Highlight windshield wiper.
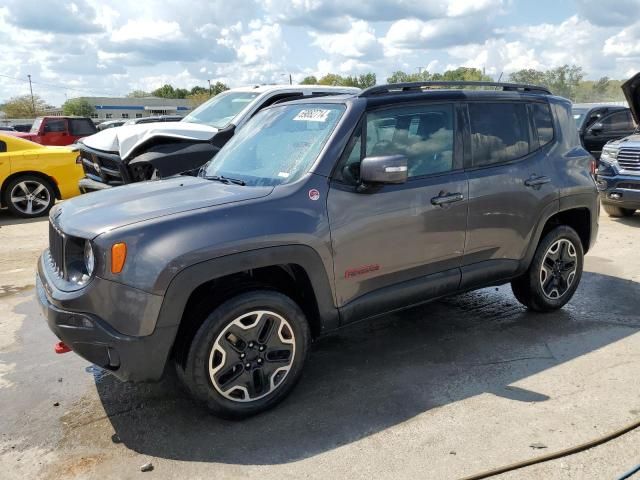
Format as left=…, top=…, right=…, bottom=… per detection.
left=204, top=175, right=246, bottom=186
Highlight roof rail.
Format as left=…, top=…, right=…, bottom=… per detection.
left=359, top=81, right=551, bottom=97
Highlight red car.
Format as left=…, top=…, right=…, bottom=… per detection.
left=7, top=116, right=97, bottom=146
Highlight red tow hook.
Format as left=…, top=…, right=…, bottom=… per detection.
left=54, top=341, right=71, bottom=354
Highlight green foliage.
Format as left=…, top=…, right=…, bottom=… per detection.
left=62, top=98, right=94, bottom=117
left=317, top=72, right=376, bottom=88
left=509, top=65, right=586, bottom=100
left=1, top=94, right=50, bottom=117
left=210, top=81, right=229, bottom=95
left=185, top=82, right=230, bottom=108
left=300, top=76, right=318, bottom=85
left=387, top=67, right=492, bottom=85
left=126, top=90, right=152, bottom=98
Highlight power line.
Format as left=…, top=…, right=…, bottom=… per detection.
left=0, top=73, right=116, bottom=97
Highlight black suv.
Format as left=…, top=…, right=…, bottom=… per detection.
left=37, top=82, right=599, bottom=418
left=573, top=103, right=636, bottom=159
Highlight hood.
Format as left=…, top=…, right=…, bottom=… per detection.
left=622, top=72, right=640, bottom=124
left=79, top=121, right=218, bottom=160
left=52, top=176, right=273, bottom=238
left=4, top=131, right=36, bottom=140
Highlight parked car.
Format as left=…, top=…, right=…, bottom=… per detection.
left=596, top=73, right=640, bottom=217
left=0, top=126, right=16, bottom=131
left=9, top=116, right=97, bottom=146
left=11, top=124, right=32, bottom=132
left=37, top=81, right=598, bottom=418
left=97, top=120, right=126, bottom=131
left=76, top=85, right=360, bottom=192
left=573, top=104, right=636, bottom=159
left=0, top=134, right=83, bottom=217
left=122, top=115, right=183, bottom=126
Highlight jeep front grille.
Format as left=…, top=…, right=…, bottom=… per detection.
left=49, top=220, right=65, bottom=277
left=617, top=148, right=640, bottom=172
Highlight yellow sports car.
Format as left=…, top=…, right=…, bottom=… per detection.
left=0, top=134, right=83, bottom=218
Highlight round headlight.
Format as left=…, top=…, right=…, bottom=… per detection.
left=84, top=240, right=95, bottom=277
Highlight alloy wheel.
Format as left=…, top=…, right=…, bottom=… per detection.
left=9, top=180, right=51, bottom=216
left=539, top=238, right=577, bottom=299
left=209, top=310, right=296, bottom=402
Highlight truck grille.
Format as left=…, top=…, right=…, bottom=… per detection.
left=617, top=148, right=640, bottom=172
left=80, top=150, right=126, bottom=185
left=49, top=221, right=65, bottom=277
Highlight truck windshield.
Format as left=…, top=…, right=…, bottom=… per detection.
left=204, top=103, right=346, bottom=186
left=182, top=91, right=260, bottom=129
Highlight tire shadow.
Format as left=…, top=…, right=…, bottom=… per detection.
left=96, top=271, right=640, bottom=465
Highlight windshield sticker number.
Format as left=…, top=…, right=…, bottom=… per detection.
left=294, top=109, right=331, bottom=122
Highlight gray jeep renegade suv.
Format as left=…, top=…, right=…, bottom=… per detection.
left=37, top=81, right=599, bottom=418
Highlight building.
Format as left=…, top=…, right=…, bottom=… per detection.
left=80, top=96, right=192, bottom=121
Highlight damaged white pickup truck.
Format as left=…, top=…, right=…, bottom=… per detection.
left=77, top=84, right=359, bottom=192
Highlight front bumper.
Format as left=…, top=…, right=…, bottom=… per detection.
left=79, top=177, right=113, bottom=193
left=36, top=255, right=176, bottom=382
left=597, top=173, right=640, bottom=209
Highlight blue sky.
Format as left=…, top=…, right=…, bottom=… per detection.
left=0, top=0, right=638, bottom=105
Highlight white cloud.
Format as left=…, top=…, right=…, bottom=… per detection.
left=311, top=21, right=382, bottom=59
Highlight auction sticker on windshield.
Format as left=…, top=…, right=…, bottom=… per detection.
left=294, top=109, right=331, bottom=122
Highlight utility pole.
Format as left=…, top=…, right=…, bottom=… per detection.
left=289, top=74, right=292, bottom=85
left=207, top=79, right=212, bottom=95
left=27, top=74, right=36, bottom=116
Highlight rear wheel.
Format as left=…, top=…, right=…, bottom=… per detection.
left=511, top=226, right=583, bottom=312
left=3, top=175, right=55, bottom=218
left=177, top=290, right=310, bottom=418
left=602, top=204, right=635, bottom=217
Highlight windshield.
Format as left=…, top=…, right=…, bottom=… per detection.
left=204, top=103, right=346, bottom=186
left=182, top=91, right=260, bottom=128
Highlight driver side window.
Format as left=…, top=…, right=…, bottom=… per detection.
left=335, top=104, right=455, bottom=184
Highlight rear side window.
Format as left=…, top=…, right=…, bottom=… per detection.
left=532, top=103, right=554, bottom=147
left=44, top=119, right=66, bottom=133
left=469, top=103, right=530, bottom=167
left=0, top=140, right=6, bottom=153
left=69, top=118, right=97, bottom=135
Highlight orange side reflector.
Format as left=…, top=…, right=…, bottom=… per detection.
left=111, top=243, right=127, bottom=274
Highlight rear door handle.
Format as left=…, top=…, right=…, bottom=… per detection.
left=524, top=175, right=551, bottom=188
left=431, top=192, right=464, bottom=206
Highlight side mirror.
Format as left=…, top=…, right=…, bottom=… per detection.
left=359, top=155, right=408, bottom=185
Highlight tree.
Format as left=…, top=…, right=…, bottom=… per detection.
left=317, top=72, right=376, bottom=88
left=210, top=81, right=229, bottom=95
left=190, top=86, right=208, bottom=95
left=300, top=76, right=318, bottom=85
left=509, top=65, right=585, bottom=100
left=126, top=90, right=152, bottom=98
left=0, top=94, right=49, bottom=117
left=186, top=92, right=212, bottom=108
left=62, top=98, right=94, bottom=117
left=152, top=84, right=177, bottom=98
left=387, top=67, right=492, bottom=85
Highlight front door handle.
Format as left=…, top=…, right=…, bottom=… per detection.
left=431, top=192, right=464, bottom=206
left=524, top=175, right=551, bottom=188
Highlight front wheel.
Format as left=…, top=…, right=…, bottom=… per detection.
left=3, top=175, right=55, bottom=218
left=511, top=226, right=584, bottom=312
left=178, top=290, right=310, bottom=418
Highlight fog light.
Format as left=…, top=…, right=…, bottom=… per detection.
left=610, top=192, right=622, bottom=200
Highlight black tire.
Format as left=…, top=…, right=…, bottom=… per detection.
left=511, top=226, right=584, bottom=312
left=178, top=290, right=310, bottom=419
left=602, top=203, right=635, bottom=218
left=3, top=175, right=56, bottom=218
